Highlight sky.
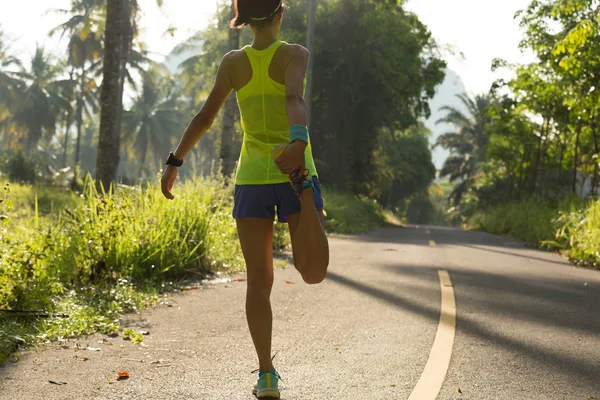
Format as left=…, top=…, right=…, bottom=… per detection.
left=0, top=0, right=535, bottom=94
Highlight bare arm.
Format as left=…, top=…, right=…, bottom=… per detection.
left=172, top=53, right=235, bottom=160
left=161, top=53, right=233, bottom=200
left=274, top=46, right=310, bottom=175
left=285, top=45, right=310, bottom=128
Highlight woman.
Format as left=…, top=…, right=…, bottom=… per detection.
left=160, top=0, right=329, bottom=398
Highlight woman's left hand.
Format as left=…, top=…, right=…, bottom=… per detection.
left=161, top=166, right=179, bottom=200
left=274, top=141, right=306, bottom=175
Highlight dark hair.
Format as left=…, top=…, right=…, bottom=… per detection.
left=230, top=0, right=285, bottom=29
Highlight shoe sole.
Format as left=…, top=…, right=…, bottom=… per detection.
left=253, top=388, right=280, bottom=399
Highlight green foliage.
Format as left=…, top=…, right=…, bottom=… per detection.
left=322, top=187, right=387, bottom=234
left=273, top=221, right=289, bottom=253
left=305, top=0, right=445, bottom=195
left=469, top=198, right=560, bottom=246
left=122, top=328, right=136, bottom=340
left=122, top=327, right=143, bottom=343
left=372, top=124, right=437, bottom=209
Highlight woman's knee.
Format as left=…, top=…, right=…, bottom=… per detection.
left=302, top=267, right=327, bottom=285
left=247, top=270, right=274, bottom=293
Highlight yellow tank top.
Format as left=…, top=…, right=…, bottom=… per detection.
left=235, top=41, right=318, bottom=185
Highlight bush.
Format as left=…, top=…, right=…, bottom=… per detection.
left=0, top=151, right=40, bottom=184
left=322, top=188, right=387, bottom=234
left=548, top=199, right=600, bottom=267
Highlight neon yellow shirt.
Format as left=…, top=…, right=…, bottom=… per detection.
left=235, top=41, right=318, bottom=185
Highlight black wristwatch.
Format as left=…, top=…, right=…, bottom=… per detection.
left=165, top=152, right=184, bottom=167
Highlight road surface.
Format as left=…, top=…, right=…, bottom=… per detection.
left=1, top=226, right=599, bottom=399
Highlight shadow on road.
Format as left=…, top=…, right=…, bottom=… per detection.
left=327, top=266, right=600, bottom=385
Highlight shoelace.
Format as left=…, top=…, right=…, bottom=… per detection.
left=289, top=169, right=310, bottom=198
left=250, top=351, right=284, bottom=381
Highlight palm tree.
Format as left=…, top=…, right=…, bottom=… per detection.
left=435, top=93, right=492, bottom=205
left=96, top=0, right=168, bottom=189
left=11, top=46, right=71, bottom=155
left=0, top=29, right=22, bottom=149
left=50, top=0, right=103, bottom=167
left=122, top=67, right=185, bottom=177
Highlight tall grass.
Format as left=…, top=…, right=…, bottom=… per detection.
left=549, top=199, right=600, bottom=267
left=0, top=176, right=245, bottom=362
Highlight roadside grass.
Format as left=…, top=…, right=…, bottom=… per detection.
left=469, top=197, right=599, bottom=268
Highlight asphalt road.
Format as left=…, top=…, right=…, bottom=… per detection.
left=1, top=226, right=599, bottom=399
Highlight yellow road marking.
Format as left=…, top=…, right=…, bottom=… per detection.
left=408, top=270, right=456, bottom=400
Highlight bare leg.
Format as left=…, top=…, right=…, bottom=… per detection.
left=287, top=188, right=329, bottom=284
left=236, top=218, right=276, bottom=373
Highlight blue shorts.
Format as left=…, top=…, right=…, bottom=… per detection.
left=233, top=177, right=324, bottom=223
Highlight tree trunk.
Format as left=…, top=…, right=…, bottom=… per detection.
left=117, top=1, right=132, bottom=174
left=305, top=0, right=317, bottom=130
left=62, top=113, right=71, bottom=168
left=219, top=3, right=240, bottom=178
left=96, top=0, right=124, bottom=191
left=591, top=116, right=599, bottom=196
left=75, top=70, right=85, bottom=166
left=530, top=119, right=547, bottom=195
left=572, top=123, right=582, bottom=194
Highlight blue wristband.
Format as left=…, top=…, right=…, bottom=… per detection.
left=290, top=125, right=309, bottom=144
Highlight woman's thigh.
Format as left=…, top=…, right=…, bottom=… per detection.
left=236, top=218, right=275, bottom=285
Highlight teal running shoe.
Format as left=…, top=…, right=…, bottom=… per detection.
left=252, top=370, right=280, bottom=399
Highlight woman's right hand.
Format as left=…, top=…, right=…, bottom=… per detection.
left=274, top=141, right=306, bottom=175
left=161, top=166, right=179, bottom=200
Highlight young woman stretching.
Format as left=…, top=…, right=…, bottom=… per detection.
left=160, top=0, right=329, bottom=397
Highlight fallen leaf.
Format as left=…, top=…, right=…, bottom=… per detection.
left=108, top=380, right=114, bottom=384
left=285, top=280, right=295, bottom=284
left=82, top=357, right=89, bottom=361
left=49, top=381, right=67, bottom=385
left=117, top=371, right=130, bottom=381
left=335, top=347, right=340, bottom=351
left=119, top=345, right=124, bottom=348
left=234, top=277, right=246, bottom=282
left=457, top=387, right=462, bottom=394
left=391, top=384, right=396, bottom=388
